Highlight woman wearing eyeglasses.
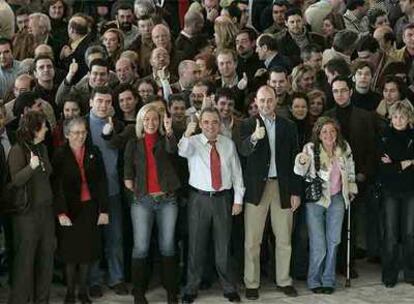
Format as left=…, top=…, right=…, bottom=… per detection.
left=52, top=117, right=109, bottom=303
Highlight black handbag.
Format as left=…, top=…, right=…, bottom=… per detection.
left=304, top=144, right=323, bottom=203
left=305, top=175, right=323, bottom=203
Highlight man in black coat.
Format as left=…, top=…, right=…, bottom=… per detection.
left=240, top=85, right=302, bottom=300
left=325, top=75, right=378, bottom=278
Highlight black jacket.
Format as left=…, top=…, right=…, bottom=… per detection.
left=239, top=115, right=302, bottom=208
left=378, top=127, right=414, bottom=193
left=124, top=134, right=181, bottom=197
left=52, top=143, right=109, bottom=219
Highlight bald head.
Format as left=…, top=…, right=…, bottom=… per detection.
left=256, top=85, right=277, bottom=117
left=373, top=25, right=394, bottom=51
left=34, top=44, right=54, bottom=60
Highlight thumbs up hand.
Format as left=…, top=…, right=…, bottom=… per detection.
left=185, top=116, right=197, bottom=138
left=102, top=116, right=114, bottom=135
left=237, top=73, right=248, bottom=90
left=164, top=113, right=173, bottom=136
left=30, top=151, right=40, bottom=170
left=66, top=58, right=78, bottom=83
left=251, top=119, right=265, bottom=142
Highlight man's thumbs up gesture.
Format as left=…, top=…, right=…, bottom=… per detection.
left=251, top=119, right=265, bottom=142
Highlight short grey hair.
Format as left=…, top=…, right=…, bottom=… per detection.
left=29, top=13, right=52, bottom=33
left=63, top=117, right=87, bottom=137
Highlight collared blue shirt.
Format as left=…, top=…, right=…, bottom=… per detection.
left=261, top=114, right=277, bottom=178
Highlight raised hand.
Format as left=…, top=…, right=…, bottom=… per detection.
left=185, top=116, right=197, bottom=138
left=164, top=113, right=173, bottom=135
left=297, top=152, right=310, bottom=165
left=102, top=116, right=114, bottom=135
left=157, top=66, right=168, bottom=81
left=66, top=59, right=78, bottom=83
left=237, top=73, right=248, bottom=90
left=30, top=151, right=40, bottom=170
left=251, top=119, right=265, bottom=142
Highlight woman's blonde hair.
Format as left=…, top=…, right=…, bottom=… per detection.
left=214, top=16, right=239, bottom=50
left=135, top=104, right=164, bottom=139
left=389, top=99, right=414, bottom=126
left=291, top=64, right=315, bottom=93
left=101, top=28, right=125, bottom=51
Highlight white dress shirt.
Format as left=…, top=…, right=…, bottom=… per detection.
left=178, top=133, right=245, bottom=204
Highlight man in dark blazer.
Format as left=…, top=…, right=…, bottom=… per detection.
left=240, top=85, right=302, bottom=300
left=325, top=75, right=377, bottom=278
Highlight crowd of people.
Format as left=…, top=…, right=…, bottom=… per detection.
left=1, top=0, right=414, bottom=303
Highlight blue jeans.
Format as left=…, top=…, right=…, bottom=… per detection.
left=306, top=193, right=345, bottom=289
left=130, top=194, right=178, bottom=258
left=89, top=194, right=124, bottom=287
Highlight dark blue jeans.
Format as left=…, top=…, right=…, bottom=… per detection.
left=381, top=190, right=414, bottom=284
left=130, top=194, right=178, bottom=258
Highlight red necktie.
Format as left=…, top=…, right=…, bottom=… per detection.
left=209, top=140, right=222, bottom=191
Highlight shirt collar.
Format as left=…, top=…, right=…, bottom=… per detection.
left=200, top=133, right=221, bottom=145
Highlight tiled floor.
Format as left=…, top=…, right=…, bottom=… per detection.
left=0, top=261, right=413, bottom=303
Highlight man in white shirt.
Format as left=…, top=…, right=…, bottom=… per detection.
left=179, top=107, right=245, bottom=303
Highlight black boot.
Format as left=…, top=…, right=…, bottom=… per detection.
left=132, top=258, right=149, bottom=304
left=161, top=256, right=179, bottom=304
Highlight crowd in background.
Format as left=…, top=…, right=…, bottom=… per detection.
left=1, top=0, right=414, bottom=303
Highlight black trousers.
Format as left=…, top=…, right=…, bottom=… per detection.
left=381, top=190, right=414, bottom=284
left=184, top=190, right=236, bottom=295
left=8, top=205, right=55, bottom=304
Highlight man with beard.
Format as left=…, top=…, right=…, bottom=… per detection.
left=264, top=0, right=289, bottom=35
left=185, top=80, right=214, bottom=118
left=112, top=2, right=139, bottom=49
left=236, top=28, right=263, bottom=83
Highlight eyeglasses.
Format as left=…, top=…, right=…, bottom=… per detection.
left=332, top=88, right=350, bottom=95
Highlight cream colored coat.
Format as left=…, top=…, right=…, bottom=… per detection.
left=294, top=142, right=358, bottom=209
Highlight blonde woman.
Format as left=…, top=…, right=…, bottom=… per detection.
left=291, top=64, right=316, bottom=93
left=101, top=28, right=124, bottom=70
left=294, top=116, right=357, bottom=294
left=123, top=104, right=180, bottom=304
left=378, top=100, right=414, bottom=288
left=214, top=15, right=239, bottom=50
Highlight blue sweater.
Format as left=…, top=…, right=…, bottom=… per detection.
left=89, top=112, right=120, bottom=196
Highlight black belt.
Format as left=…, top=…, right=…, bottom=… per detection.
left=268, top=176, right=278, bottom=180
left=190, top=186, right=231, bottom=197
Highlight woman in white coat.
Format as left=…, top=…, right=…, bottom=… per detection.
left=294, top=116, right=358, bottom=294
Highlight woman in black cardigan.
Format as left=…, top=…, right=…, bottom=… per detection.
left=52, top=117, right=109, bottom=303
left=378, top=100, right=414, bottom=288
left=124, top=103, right=181, bottom=304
